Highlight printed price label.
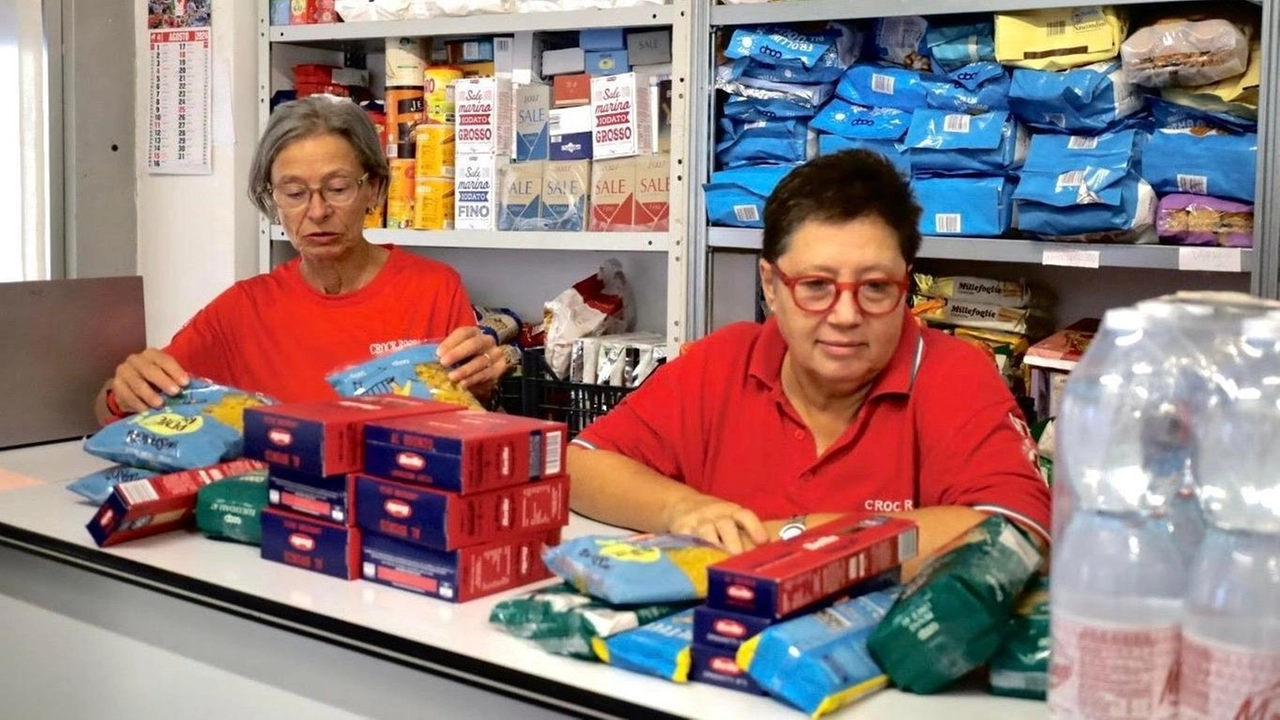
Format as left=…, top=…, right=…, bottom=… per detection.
left=1178, top=247, right=1242, bottom=273
left=1042, top=249, right=1101, bottom=268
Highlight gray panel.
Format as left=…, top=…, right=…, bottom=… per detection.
left=0, top=276, right=145, bottom=447
left=62, top=0, right=136, bottom=279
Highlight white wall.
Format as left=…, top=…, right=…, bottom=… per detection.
left=134, top=0, right=260, bottom=346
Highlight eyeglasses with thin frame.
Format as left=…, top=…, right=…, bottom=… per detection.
left=268, top=173, right=369, bottom=211
left=771, top=264, right=909, bottom=316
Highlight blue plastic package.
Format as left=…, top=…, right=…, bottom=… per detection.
left=816, top=136, right=910, bottom=178
left=1014, top=130, right=1157, bottom=239
left=325, top=342, right=482, bottom=409
left=738, top=589, right=899, bottom=718
left=925, top=62, right=1010, bottom=114
left=1148, top=96, right=1257, bottom=134
left=867, top=16, right=931, bottom=71
left=67, top=465, right=159, bottom=504
left=704, top=164, right=799, bottom=228
left=726, top=26, right=841, bottom=71
left=809, top=100, right=909, bottom=141
left=1142, top=128, right=1257, bottom=203
left=925, top=19, right=995, bottom=72
left=836, top=64, right=936, bottom=111
left=83, top=378, right=272, bottom=473
left=722, top=96, right=818, bottom=122
left=716, top=118, right=812, bottom=169
left=904, top=110, right=1026, bottom=175
left=913, top=176, right=1014, bottom=237
left=592, top=608, right=695, bottom=683
left=269, top=0, right=290, bottom=25
left=542, top=534, right=730, bottom=604
left=1008, top=61, right=1144, bottom=134
left=715, top=65, right=834, bottom=109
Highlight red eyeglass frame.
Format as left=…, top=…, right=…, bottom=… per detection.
left=771, top=264, right=911, bottom=316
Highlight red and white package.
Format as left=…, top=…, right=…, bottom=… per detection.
left=542, top=259, right=636, bottom=379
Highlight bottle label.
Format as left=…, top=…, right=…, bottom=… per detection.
left=1049, top=613, right=1180, bottom=720
left=1179, top=632, right=1280, bottom=720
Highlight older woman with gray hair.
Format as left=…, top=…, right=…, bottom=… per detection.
left=95, top=95, right=507, bottom=423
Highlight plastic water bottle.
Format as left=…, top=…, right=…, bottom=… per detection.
left=1178, top=315, right=1280, bottom=719
left=1051, top=308, right=1188, bottom=720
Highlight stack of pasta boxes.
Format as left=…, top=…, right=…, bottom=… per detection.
left=243, top=396, right=570, bottom=602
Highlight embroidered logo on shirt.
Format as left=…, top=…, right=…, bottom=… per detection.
left=368, top=339, right=425, bottom=356
left=864, top=499, right=914, bottom=513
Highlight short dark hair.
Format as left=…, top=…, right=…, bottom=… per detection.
left=761, top=150, right=922, bottom=265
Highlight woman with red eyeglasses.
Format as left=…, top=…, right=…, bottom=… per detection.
left=567, top=150, right=1050, bottom=562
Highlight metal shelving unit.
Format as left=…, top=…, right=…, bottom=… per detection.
left=709, top=0, right=1257, bottom=27
left=268, top=225, right=669, bottom=252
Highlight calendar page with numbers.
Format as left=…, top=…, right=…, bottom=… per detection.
left=147, top=27, right=213, bottom=175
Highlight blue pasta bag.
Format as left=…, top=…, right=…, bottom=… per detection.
left=591, top=608, right=695, bottom=683
left=925, top=62, right=1011, bottom=114
left=725, top=25, right=842, bottom=71
left=66, top=465, right=159, bottom=504
left=716, top=118, right=812, bottom=169
left=914, top=176, right=1014, bottom=237
left=816, top=136, right=910, bottom=178
left=83, top=378, right=273, bottom=472
left=866, top=16, right=931, bottom=71
left=325, top=342, right=482, bottom=409
left=809, top=100, right=909, bottom=141
left=541, top=533, right=729, bottom=604
left=836, top=64, right=937, bottom=112
left=722, top=96, right=818, bottom=122
left=925, top=18, right=995, bottom=72
left=1148, top=95, right=1257, bottom=135
left=715, top=65, right=835, bottom=109
left=904, top=110, right=1027, bottom=175
left=704, top=164, right=799, bottom=229
left=1008, top=61, right=1144, bottom=134
left=1142, top=128, right=1257, bottom=203
left=738, top=588, right=899, bottom=718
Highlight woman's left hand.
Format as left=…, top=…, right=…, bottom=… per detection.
left=438, top=326, right=508, bottom=396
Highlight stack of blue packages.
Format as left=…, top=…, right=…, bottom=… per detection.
left=1008, top=61, right=1146, bottom=134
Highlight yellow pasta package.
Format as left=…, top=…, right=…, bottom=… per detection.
left=995, top=7, right=1127, bottom=71
left=542, top=534, right=729, bottom=604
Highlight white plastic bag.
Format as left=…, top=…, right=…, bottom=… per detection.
left=335, top=0, right=413, bottom=21
left=543, top=260, right=636, bottom=380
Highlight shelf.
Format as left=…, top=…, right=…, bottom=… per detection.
left=270, top=225, right=668, bottom=252
left=271, top=6, right=675, bottom=46
left=706, top=228, right=1255, bottom=272
left=711, top=0, right=1213, bottom=26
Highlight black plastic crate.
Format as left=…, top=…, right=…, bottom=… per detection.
left=517, top=348, right=635, bottom=437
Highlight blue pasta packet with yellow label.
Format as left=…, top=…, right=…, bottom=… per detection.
left=83, top=378, right=273, bottom=473
left=66, top=465, right=159, bottom=504
left=591, top=608, right=695, bottom=683
left=325, top=342, right=482, bottom=409
left=737, top=588, right=898, bottom=719
left=542, top=534, right=730, bottom=605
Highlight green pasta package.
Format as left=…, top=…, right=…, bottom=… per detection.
left=489, top=583, right=693, bottom=659
left=195, top=466, right=270, bottom=545
left=325, top=342, right=482, bottom=409
left=988, top=574, right=1050, bottom=700
left=541, top=534, right=730, bottom=605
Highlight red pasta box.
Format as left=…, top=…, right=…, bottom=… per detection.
left=266, top=467, right=355, bottom=526
left=354, top=474, right=569, bottom=551
left=706, top=514, right=918, bottom=618
left=87, top=459, right=267, bottom=547
left=243, top=396, right=461, bottom=477
left=260, top=507, right=361, bottom=580
left=363, top=411, right=566, bottom=494
left=361, top=529, right=560, bottom=602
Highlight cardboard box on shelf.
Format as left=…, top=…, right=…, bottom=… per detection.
left=543, top=160, right=591, bottom=232
left=446, top=38, right=495, bottom=65
left=626, top=29, right=672, bottom=66
left=591, top=73, right=653, bottom=160
left=552, top=74, right=592, bottom=108
left=634, top=153, right=670, bottom=231
left=454, top=153, right=502, bottom=231
left=589, top=157, right=637, bottom=231
left=580, top=28, right=625, bottom=51
left=499, top=161, right=545, bottom=231
left=586, top=50, right=630, bottom=77
left=541, top=47, right=586, bottom=77
left=515, top=83, right=551, bottom=162
left=549, top=105, right=593, bottom=161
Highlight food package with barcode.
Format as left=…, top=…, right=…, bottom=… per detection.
left=1012, top=129, right=1156, bottom=242
left=716, top=118, right=814, bottom=169
left=335, top=0, right=412, bottom=20
left=721, top=96, right=819, bottom=123
left=835, top=63, right=933, bottom=112
left=994, top=6, right=1127, bottom=71
left=817, top=135, right=910, bottom=178
left=912, top=176, right=1014, bottom=238
left=703, top=163, right=799, bottom=229
left=924, top=62, right=1011, bottom=115
left=914, top=273, right=1034, bottom=309
left=1008, top=60, right=1143, bottom=134
left=1156, top=194, right=1254, bottom=248
left=866, top=16, right=932, bottom=71
left=911, top=295, right=1044, bottom=335
left=594, top=333, right=667, bottom=387
left=1120, top=18, right=1250, bottom=88
left=1159, top=40, right=1261, bottom=120
left=543, top=259, right=636, bottom=380
left=714, top=65, right=834, bottom=109
left=925, top=18, right=996, bottom=72
left=903, top=110, right=1027, bottom=176
left=724, top=23, right=859, bottom=85
left=1148, top=95, right=1256, bottom=135
left=1141, top=127, right=1257, bottom=203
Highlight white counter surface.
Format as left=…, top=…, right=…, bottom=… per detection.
left=0, top=442, right=1048, bottom=720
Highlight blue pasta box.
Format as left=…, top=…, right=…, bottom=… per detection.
left=690, top=643, right=769, bottom=696
left=580, top=28, right=625, bottom=51
left=353, top=473, right=569, bottom=551
left=585, top=50, right=630, bottom=77
left=913, top=175, right=1014, bottom=237
left=266, top=467, right=355, bottom=525
left=260, top=507, right=361, bottom=580
left=693, top=605, right=776, bottom=650
left=361, top=529, right=560, bottom=602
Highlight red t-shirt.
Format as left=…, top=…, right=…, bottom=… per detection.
left=575, top=315, right=1051, bottom=543
left=165, top=246, right=475, bottom=403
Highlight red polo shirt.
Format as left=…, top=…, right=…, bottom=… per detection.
left=574, top=315, right=1051, bottom=543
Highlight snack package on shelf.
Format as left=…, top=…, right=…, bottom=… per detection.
left=716, top=118, right=814, bottom=169
left=925, top=62, right=1012, bottom=115
left=925, top=18, right=996, bottom=72
left=994, top=6, right=1128, bottom=71
left=1142, top=127, right=1258, bottom=204
left=1008, top=60, right=1143, bottom=134
left=1120, top=18, right=1250, bottom=88
left=904, top=110, right=1027, bottom=176
left=1159, top=40, right=1261, bottom=120
left=1148, top=95, right=1256, bottom=135
left=911, top=295, right=1047, bottom=336
left=722, top=96, right=819, bottom=123
left=593, top=333, right=668, bottom=387
left=835, top=64, right=932, bottom=112
left=1156, top=193, right=1254, bottom=248
left=810, top=100, right=910, bottom=142
left=913, top=176, right=1014, bottom=237
left=715, top=65, right=835, bottom=109
left=724, top=24, right=857, bottom=85
left=703, top=164, right=799, bottom=229
left=867, top=16, right=932, bottom=71
left=817, top=135, right=911, bottom=178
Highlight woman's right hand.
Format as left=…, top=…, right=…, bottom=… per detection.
left=110, top=348, right=191, bottom=414
left=662, top=492, right=769, bottom=554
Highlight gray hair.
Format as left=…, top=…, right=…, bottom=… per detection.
left=248, top=94, right=390, bottom=216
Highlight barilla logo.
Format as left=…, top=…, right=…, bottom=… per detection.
left=803, top=535, right=838, bottom=551
left=710, top=658, right=742, bottom=676
left=288, top=533, right=316, bottom=552
left=385, top=498, right=412, bottom=519
left=100, top=508, right=115, bottom=527
left=500, top=446, right=512, bottom=477
left=727, top=585, right=755, bottom=602
left=520, top=544, right=531, bottom=574
left=714, top=619, right=748, bottom=638
left=499, top=498, right=512, bottom=528
left=397, top=452, right=426, bottom=471
left=268, top=428, right=293, bottom=447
